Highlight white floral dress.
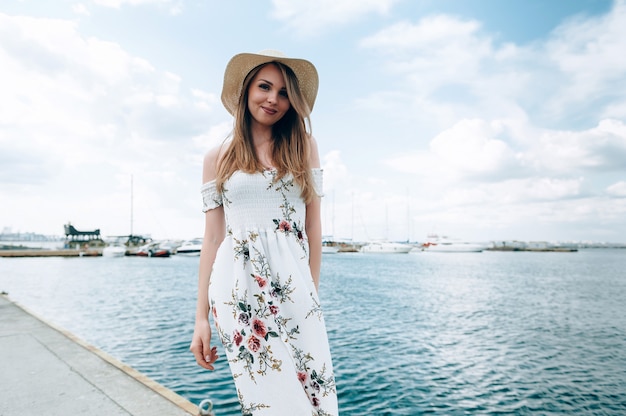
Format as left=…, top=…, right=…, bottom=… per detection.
left=201, top=168, right=338, bottom=416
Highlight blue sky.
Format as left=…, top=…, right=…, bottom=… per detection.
left=1, top=0, right=625, bottom=243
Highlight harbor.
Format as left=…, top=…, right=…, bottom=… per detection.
left=0, top=294, right=200, bottom=416
left=2, top=250, right=626, bottom=414
left=4, top=224, right=622, bottom=258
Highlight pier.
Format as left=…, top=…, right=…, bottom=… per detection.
left=0, top=294, right=198, bottom=416
left=0, top=249, right=103, bottom=257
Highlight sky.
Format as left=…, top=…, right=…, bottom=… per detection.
left=1, top=0, right=626, bottom=244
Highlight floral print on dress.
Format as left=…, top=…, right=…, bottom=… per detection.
left=206, top=169, right=337, bottom=415
left=293, top=346, right=337, bottom=414
left=232, top=235, right=252, bottom=264
left=266, top=170, right=308, bottom=256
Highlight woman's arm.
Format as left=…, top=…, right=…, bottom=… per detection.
left=305, top=136, right=322, bottom=291
left=190, top=147, right=225, bottom=370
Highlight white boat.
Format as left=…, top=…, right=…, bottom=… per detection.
left=361, top=241, right=413, bottom=254
left=176, top=239, right=202, bottom=256
left=322, top=239, right=340, bottom=254
left=422, top=234, right=485, bottom=253
left=102, top=244, right=126, bottom=257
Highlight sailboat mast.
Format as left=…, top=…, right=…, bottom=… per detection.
left=130, top=174, right=134, bottom=237
left=406, top=187, right=410, bottom=243
left=332, top=190, right=336, bottom=238
left=351, top=192, right=354, bottom=242
left=385, top=204, right=389, bottom=240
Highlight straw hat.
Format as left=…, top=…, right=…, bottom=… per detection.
left=221, top=49, right=319, bottom=116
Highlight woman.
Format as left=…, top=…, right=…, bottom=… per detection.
left=190, top=50, right=338, bottom=416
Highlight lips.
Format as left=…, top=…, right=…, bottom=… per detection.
left=261, top=106, right=277, bottom=115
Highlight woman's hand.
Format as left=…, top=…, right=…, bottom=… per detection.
left=190, top=319, right=219, bottom=370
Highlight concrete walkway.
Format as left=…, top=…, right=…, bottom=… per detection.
left=0, top=295, right=199, bottom=416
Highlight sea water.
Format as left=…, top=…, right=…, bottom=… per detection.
left=1, top=250, right=625, bottom=415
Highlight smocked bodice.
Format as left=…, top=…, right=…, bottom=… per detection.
left=201, top=169, right=322, bottom=234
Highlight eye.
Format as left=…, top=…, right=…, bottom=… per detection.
left=258, top=83, right=270, bottom=91
left=279, top=89, right=288, bottom=98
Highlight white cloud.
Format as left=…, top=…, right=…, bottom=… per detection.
left=360, top=16, right=501, bottom=90
left=358, top=2, right=626, bottom=129
left=376, top=114, right=626, bottom=241
left=321, top=150, right=351, bottom=192
left=191, top=121, right=232, bottom=151
left=270, top=0, right=399, bottom=36
left=607, top=181, right=626, bottom=197
left=0, top=13, right=220, bottom=237
left=72, top=3, right=90, bottom=16
left=532, top=119, right=626, bottom=174
left=92, top=0, right=182, bottom=14
left=360, top=15, right=486, bottom=56
left=383, top=117, right=528, bottom=181
left=357, top=14, right=535, bottom=132
left=382, top=116, right=623, bottom=191
left=544, top=0, right=626, bottom=113
left=517, top=177, right=583, bottom=201
left=429, top=118, right=521, bottom=178
left=191, top=88, right=220, bottom=112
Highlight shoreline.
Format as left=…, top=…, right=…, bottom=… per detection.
left=0, top=249, right=102, bottom=257
left=486, top=247, right=579, bottom=252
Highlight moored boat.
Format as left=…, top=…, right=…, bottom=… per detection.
left=135, top=242, right=171, bottom=257
left=322, top=239, right=340, bottom=254
left=422, top=234, right=485, bottom=253
left=102, top=244, right=126, bottom=257
left=176, top=239, right=203, bottom=256
left=361, top=241, right=413, bottom=253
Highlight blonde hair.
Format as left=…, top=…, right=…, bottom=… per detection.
left=216, top=62, right=317, bottom=203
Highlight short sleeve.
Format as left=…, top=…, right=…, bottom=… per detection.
left=312, top=168, right=324, bottom=197
left=200, top=180, right=223, bottom=212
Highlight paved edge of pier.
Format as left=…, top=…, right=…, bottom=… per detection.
left=0, top=294, right=200, bottom=416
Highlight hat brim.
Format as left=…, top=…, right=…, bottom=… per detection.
left=221, top=51, right=319, bottom=116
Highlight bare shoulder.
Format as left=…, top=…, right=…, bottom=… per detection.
left=202, top=143, right=229, bottom=183
left=308, top=135, right=320, bottom=169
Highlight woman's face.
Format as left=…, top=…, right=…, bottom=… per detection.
left=247, top=64, right=291, bottom=128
